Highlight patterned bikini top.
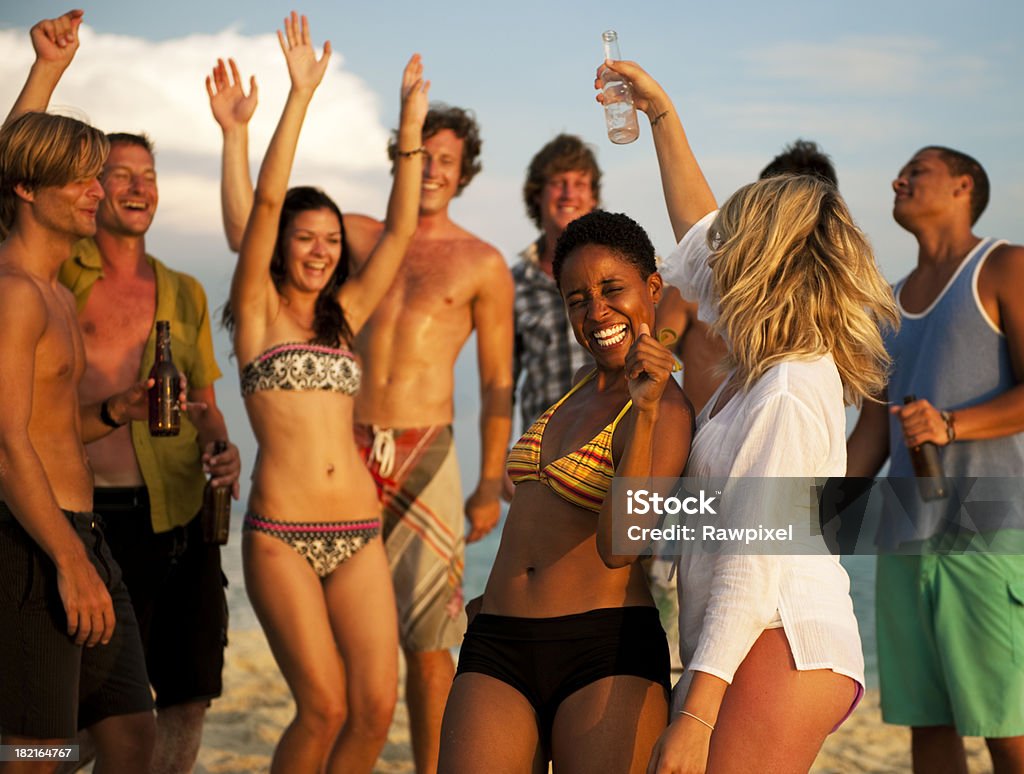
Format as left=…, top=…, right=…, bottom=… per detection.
left=240, top=342, right=361, bottom=397
left=506, top=371, right=632, bottom=513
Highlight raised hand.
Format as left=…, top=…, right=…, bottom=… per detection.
left=594, top=59, right=669, bottom=118
left=625, top=323, right=678, bottom=412
left=207, top=57, right=258, bottom=131
left=277, top=11, right=331, bottom=94
left=399, top=53, right=430, bottom=130
left=29, top=9, right=84, bottom=70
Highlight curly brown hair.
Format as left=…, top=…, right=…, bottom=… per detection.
left=387, top=103, right=482, bottom=195
left=522, top=134, right=602, bottom=230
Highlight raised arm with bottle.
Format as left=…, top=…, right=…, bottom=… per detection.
left=595, top=60, right=717, bottom=241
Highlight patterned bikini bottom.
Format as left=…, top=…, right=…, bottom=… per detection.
left=243, top=512, right=381, bottom=578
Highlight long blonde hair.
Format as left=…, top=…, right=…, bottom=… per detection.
left=709, top=174, right=898, bottom=405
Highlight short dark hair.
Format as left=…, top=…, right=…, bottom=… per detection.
left=105, top=132, right=155, bottom=155
left=522, top=134, right=602, bottom=229
left=759, top=139, right=837, bottom=187
left=388, top=103, right=482, bottom=195
left=552, top=210, right=656, bottom=290
left=222, top=186, right=353, bottom=347
left=918, top=145, right=990, bottom=224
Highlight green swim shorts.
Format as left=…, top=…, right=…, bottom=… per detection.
left=876, top=534, right=1024, bottom=737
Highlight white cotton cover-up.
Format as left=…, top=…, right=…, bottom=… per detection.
left=660, top=211, right=865, bottom=707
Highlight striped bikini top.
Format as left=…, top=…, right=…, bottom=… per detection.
left=240, top=342, right=361, bottom=397
left=506, top=371, right=632, bottom=513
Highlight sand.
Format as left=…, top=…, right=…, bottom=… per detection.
left=191, top=626, right=993, bottom=774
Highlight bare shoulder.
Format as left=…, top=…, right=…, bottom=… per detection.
left=454, top=228, right=509, bottom=282
left=985, top=242, right=1024, bottom=276
left=342, top=213, right=385, bottom=262
left=0, top=269, right=48, bottom=335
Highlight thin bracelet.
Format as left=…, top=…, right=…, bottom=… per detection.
left=650, top=110, right=669, bottom=127
left=396, top=146, right=426, bottom=158
left=100, top=398, right=125, bottom=429
left=678, top=709, right=715, bottom=731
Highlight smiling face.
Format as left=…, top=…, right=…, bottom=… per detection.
left=96, top=141, right=158, bottom=237
left=28, top=174, right=105, bottom=241
left=537, top=169, right=597, bottom=238
left=281, top=207, right=343, bottom=293
left=419, top=129, right=465, bottom=216
left=560, top=243, right=662, bottom=369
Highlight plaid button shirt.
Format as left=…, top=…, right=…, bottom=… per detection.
left=512, top=241, right=592, bottom=430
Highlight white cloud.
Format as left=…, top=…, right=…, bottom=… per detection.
left=0, top=23, right=393, bottom=236
left=744, top=36, right=992, bottom=97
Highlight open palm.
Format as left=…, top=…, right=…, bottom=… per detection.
left=207, top=58, right=258, bottom=130
left=278, top=11, right=331, bottom=93
left=400, top=53, right=430, bottom=129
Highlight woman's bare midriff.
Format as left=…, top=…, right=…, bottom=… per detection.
left=482, top=481, right=654, bottom=618
left=243, top=390, right=380, bottom=521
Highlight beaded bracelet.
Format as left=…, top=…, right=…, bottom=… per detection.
left=396, top=146, right=426, bottom=158
left=940, top=410, right=956, bottom=444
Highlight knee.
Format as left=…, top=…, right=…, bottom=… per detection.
left=295, top=688, right=347, bottom=740
left=347, top=685, right=397, bottom=741
left=94, top=711, right=156, bottom=768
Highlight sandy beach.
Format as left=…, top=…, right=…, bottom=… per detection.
left=189, top=626, right=992, bottom=774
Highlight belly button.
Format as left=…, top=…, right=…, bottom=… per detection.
left=526, top=566, right=535, bottom=575
left=327, top=464, right=335, bottom=475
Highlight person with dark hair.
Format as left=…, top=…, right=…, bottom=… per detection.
left=437, top=209, right=692, bottom=774
left=758, top=138, right=838, bottom=187
left=0, top=11, right=161, bottom=771
left=511, top=134, right=601, bottom=436
left=211, top=14, right=425, bottom=773
left=847, top=146, right=1024, bottom=773
left=7, top=11, right=241, bottom=774
left=215, top=43, right=513, bottom=774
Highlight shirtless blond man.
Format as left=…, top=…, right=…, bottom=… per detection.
left=0, top=83, right=156, bottom=772
left=213, top=63, right=513, bottom=772
left=9, top=13, right=242, bottom=773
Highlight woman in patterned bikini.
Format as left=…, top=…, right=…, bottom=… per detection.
left=437, top=210, right=693, bottom=774
left=216, top=14, right=427, bottom=773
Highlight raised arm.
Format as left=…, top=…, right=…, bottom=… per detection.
left=336, top=54, right=427, bottom=332
left=207, top=57, right=258, bottom=252
left=595, top=60, right=716, bottom=241
left=5, top=9, right=83, bottom=126
left=231, top=13, right=330, bottom=331
left=597, top=323, right=692, bottom=567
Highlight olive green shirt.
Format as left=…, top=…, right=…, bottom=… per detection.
left=60, top=238, right=223, bottom=533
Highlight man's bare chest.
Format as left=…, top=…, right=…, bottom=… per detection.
left=79, top=278, right=155, bottom=355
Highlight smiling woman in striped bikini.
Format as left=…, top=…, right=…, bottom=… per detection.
left=437, top=210, right=693, bottom=774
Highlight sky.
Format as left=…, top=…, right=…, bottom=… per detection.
left=1, top=0, right=1022, bottom=498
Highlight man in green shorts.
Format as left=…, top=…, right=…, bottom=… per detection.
left=847, top=146, right=1024, bottom=772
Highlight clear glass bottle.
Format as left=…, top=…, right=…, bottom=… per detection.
left=148, top=320, right=181, bottom=436
left=202, top=440, right=232, bottom=545
left=600, top=30, right=639, bottom=145
left=903, top=395, right=948, bottom=500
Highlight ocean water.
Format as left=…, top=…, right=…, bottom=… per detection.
left=222, top=508, right=880, bottom=687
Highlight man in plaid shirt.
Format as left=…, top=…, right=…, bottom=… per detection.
left=512, top=135, right=601, bottom=430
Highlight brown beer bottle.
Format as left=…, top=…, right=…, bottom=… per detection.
left=202, top=440, right=232, bottom=545
left=148, top=320, right=180, bottom=436
left=903, top=395, right=948, bottom=501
